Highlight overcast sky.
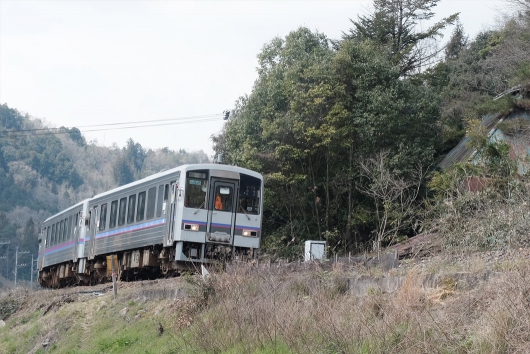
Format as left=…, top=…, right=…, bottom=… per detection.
left=0, top=0, right=508, bottom=158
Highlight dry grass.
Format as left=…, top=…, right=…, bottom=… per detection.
left=3, top=257, right=530, bottom=353
left=172, top=260, right=530, bottom=353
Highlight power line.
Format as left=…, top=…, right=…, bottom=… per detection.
left=0, top=112, right=226, bottom=136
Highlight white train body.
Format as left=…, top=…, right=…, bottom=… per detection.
left=38, top=164, right=263, bottom=287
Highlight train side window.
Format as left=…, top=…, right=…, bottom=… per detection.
left=63, top=218, right=68, bottom=242
left=59, top=220, right=64, bottom=243
left=136, top=191, right=146, bottom=222
left=109, top=200, right=118, bottom=229
left=127, top=194, right=136, bottom=224
left=238, top=174, right=261, bottom=215
left=118, top=197, right=127, bottom=226
left=156, top=185, right=164, bottom=217
left=68, top=215, right=73, bottom=240
left=46, top=227, right=51, bottom=247
left=51, top=223, right=56, bottom=245
left=99, top=204, right=107, bottom=231
left=146, top=187, right=156, bottom=220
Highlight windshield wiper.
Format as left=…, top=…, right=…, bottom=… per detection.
left=239, top=205, right=251, bottom=220
left=193, top=201, right=205, bottom=214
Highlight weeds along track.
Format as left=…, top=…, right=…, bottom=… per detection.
left=3, top=250, right=530, bottom=353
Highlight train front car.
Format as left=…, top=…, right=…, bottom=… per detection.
left=83, top=164, right=262, bottom=284
left=176, top=165, right=263, bottom=265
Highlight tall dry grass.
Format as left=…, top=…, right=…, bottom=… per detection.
left=171, top=261, right=530, bottom=353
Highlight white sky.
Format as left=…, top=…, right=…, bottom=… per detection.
left=0, top=0, right=508, bottom=158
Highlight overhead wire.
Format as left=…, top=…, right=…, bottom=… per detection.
left=0, top=113, right=225, bottom=136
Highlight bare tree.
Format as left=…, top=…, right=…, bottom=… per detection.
left=357, top=151, right=428, bottom=257
left=506, top=0, right=530, bottom=12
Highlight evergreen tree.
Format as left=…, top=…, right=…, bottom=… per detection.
left=113, top=156, right=134, bottom=186
left=344, top=0, right=458, bottom=76
left=445, top=21, right=468, bottom=61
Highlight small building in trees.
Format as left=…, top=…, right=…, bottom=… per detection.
left=439, top=85, right=530, bottom=175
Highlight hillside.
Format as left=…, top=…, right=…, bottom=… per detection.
left=0, top=104, right=209, bottom=283
left=2, top=248, right=530, bottom=353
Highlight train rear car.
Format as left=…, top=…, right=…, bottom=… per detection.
left=38, top=199, right=89, bottom=288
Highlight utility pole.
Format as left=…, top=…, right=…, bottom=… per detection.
left=0, top=241, right=10, bottom=279
left=14, top=246, right=29, bottom=288
left=31, top=254, right=38, bottom=283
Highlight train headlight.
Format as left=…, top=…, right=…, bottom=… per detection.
left=184, top=223, right=199, bottom=231
left=242, top=229, right=257, bottom=237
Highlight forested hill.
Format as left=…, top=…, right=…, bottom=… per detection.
left=0, top=103, right=209, bottom=284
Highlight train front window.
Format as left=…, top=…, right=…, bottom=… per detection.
left=239, top=174, right=261, bottom=215
left=214, top=186, right=233, bottom=211
left=185, top=170, right=208, bottom=209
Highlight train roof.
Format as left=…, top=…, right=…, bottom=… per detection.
left=41, top=164, right=262, bottom=225
left=90, top=163, right=263, bottom=202
left=42, top=199, right=90, bottom=224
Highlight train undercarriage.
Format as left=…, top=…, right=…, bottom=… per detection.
left=38, top=244, right=255, bottom=288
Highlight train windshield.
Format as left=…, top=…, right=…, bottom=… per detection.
left=185, top=170, right=209, bottom=209
left=238, top=174, right=261, bottom=215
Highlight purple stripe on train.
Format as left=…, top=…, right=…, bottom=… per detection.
left=182, top=219, right=207, bottom=226
left=44, top=240, right=75, bottom=255
left=95, top=218, right=166, bottom=240
left=235, top=225, right=261, bottom=231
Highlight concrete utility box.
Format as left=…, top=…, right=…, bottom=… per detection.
left=304, top=240, right=326, bottom=262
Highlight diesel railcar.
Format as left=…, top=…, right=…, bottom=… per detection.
left=38, top=164, right=263, bottom=288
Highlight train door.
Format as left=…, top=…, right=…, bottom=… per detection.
left=164, top=182, right=178, bottom=246
left=88, top=206, right=98, bottom=260
left=207, top=178, right=238, bottom=244
left=72, top=212, right=79, bottom=262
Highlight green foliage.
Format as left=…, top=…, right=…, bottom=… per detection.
left=466, top=119, right=518, bottom=178
left=0, top=105, right=84, bottom=188
left=445, top=21, right=468, bottom=61
left=60, top=126, right=86, bottom=147
left=214, top=26, right=441, bottom=254
left=0, top=212, right=17, bottom=241
left=436, top=28, right=520, bottom=156
left=113, top=156, right=135, bottom=186
left=344, top=0, right=458, bottom=76
left=0, top=167, right=29, bottom=212
left=124, top=138, right=146, bottom=175
left=113, top=139, right=146, bottom=186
